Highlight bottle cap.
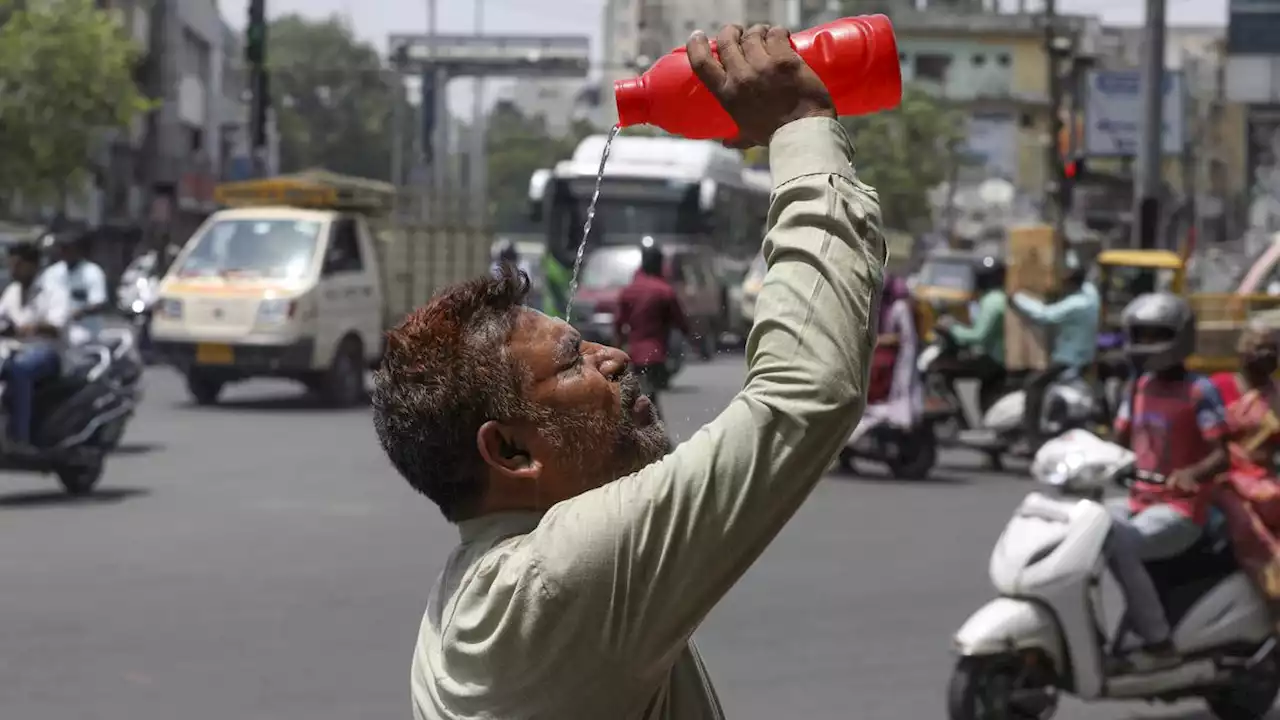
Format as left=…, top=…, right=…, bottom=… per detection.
left=614, top=77, right=649, bottom=128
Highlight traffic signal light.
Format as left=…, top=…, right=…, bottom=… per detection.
left=246, top=0, right=266, bottom=66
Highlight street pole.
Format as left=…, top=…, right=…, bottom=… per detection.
left=1043, top=0, right=1064, bottom=233
left=470, top=0, right=487, bottom=227
left=1132, top=0, right=1167, bottom=249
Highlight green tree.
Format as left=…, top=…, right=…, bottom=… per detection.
left=269, top=14, right=408, bottom=180
left=0, top=0, right=150, bottom=206
left=841, top=84, right=970, bottom=232
left=484, top=101, right=596, bottom=232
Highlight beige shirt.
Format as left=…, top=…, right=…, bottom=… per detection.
left=411, top=117, right=886, bottom=720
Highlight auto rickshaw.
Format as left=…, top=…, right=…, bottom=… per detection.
left=912, top=249, right=982, bottom=341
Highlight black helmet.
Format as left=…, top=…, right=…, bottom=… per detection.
left=974, top=255, right=1006, bottom=292
left=1121, top=292, right=1195, bottom=373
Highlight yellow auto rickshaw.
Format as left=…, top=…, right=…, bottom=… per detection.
left=912, top=249, right=981, bottom=341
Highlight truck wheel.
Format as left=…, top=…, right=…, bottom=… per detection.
left=187, top=371, right=225, bottom=406
left=320, top=338, right=365, bottom=408
left=57, top=460, right=104, bottom=496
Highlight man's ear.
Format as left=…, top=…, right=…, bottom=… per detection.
left=477, top=420, right=541, bottom=480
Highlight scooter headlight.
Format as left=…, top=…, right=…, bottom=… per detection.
left=130, top=300, right=145, bottom=314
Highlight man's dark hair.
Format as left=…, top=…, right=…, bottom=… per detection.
left=8, top=242, right=40, bottom=265
left=372, top=265, right=534, bottom=521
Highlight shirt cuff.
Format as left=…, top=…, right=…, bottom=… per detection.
left=768, top=116, right=854, bottom=188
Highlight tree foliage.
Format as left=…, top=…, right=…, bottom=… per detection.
left=269, top=14, right=409, bottom=180
left=840, top=84, right=970, bottom=231
left=0, top=0, right=151, bottom=205
left=485, top=101, right=596, bottom=232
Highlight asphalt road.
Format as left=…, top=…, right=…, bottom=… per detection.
left=0, top=355, right=1262, bottom=720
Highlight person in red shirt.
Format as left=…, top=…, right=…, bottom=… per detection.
left=614, top=243, right=690, bottom=422
left=1110, top=293, right=1230, bottom=671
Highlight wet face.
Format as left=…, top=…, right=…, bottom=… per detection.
left=480, top=308, right=669, bottom=508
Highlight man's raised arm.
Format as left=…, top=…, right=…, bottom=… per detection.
left=527, top=24, right=885, bottom=670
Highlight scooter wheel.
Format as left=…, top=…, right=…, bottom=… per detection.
left=948, top=655, right=1058, bottom=720
left=57, top=462, right=103, bottom=496
left=1205, top=649, right=1280, bottom=720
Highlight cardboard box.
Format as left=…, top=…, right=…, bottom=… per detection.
left=1004, top=224, right=1059, bottom=371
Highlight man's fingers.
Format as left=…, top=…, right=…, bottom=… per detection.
left=763, top=25, right=794, bottom=60
left=716, top=24, right=748, bottom=81
left=742, top=24, right=771, bottom=74
left=685, top=30, right=726, bottom=91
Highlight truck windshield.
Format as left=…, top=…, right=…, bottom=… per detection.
left=177, top=219, right=321, bottom=279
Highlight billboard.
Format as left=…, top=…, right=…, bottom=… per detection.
left=388, top=34, right=591, bottom=78
left=962, top=112, right=1018, bottom=181
left=1083, top=69, right=1185, bottom=157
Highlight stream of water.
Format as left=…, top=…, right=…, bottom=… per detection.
left=564, top=124, right=621, bottom=318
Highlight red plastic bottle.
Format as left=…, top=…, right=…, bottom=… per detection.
left=614, top=15, right=903, bottom=140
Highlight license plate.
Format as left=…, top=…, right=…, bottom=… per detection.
left=195, top=343, right=234, bottom=365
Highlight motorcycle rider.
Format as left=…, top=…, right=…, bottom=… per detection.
left=0, top=242, right=70, bottom=453
left=1010, top=256, right=1100, bottom=450
left=1109, top=292, right=1230, bottom=671
left=614, top=241, right=689, bottom=423
left=43, top=232, right=108, bottom=345
left=937, top=255, right=1008, bottom=412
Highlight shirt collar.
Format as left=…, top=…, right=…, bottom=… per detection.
left=457, top=511, right=542, bottom=545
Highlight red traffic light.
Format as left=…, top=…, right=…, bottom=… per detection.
left=1064, top=161, right=1078, bottom=179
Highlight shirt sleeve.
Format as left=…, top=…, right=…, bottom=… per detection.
left=950, top=292, right=1000, bottom=345
left=1114, top=378, right=1135, bottom=436
left=1193, top=377, right=1229, bottom=441
left=524, top=118, right=885, bottom=669
left=86, top=264, right=109, bottom=306
left=1012, top=291, right=1082, bottom=326
left=41, top=282, right=70, bottom=329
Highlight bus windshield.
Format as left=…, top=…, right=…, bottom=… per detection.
left=177, top=218, right=321, bottom=280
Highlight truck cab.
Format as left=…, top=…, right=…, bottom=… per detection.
left=150, top=173, right=392, bottom=407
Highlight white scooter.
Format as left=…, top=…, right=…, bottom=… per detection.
left=949, top=432, right=1279, bottom=720
left=919, top=332, right=1099, bottom=469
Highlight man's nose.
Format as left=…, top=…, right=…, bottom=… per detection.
left=585, top=341, right=630, bottom=379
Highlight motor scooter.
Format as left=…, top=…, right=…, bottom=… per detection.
left=948, top=432, right=1279, bottom=720
left=837, top=414, right=937, bottom=480
left=919, top=327, right=1100, bottom=469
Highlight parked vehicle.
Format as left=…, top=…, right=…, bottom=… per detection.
left=950, top=432, right=1279, bottom=720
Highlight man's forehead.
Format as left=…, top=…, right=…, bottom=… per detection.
left=511, top=308, right=577, bottom=355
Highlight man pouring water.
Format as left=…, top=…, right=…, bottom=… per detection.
left=373, top=24, right=885, bottom=719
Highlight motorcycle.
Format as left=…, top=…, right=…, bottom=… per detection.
left=0, top=328, right=138, bottom=494
left=88, top=326, right=143, bottom=451
left=837, top=416, right=937, bottom=480
left=116, top=253, right=160, bottom=361
left=948, top=431, right=1279, bottom=720
left=919, top=328, right=1099, bottom=469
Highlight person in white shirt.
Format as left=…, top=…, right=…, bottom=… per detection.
left=42, top=233, right=108, bottom=344
left=0, top=242, right=69, bottom=450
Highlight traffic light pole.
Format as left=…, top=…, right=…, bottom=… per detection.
left=247, top=0, right=268, bottom=178
left=1132, top=0, right=1167, bottom=249
left=1043, top=0, right=1068, bottom=270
